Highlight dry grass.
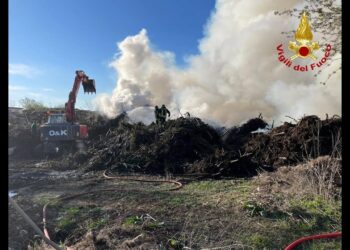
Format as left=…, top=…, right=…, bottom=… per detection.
left=255, top=155, right=341, bottom=201
left=22, top=172, right=341, bottom=249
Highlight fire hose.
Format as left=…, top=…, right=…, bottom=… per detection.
left=42, top=188, right=124, bottom=250
left=9, top=195, right=63, bottom=250
left=284, top=232, right=342, bottom=250
left=102, top=169, right=183, bottom=191
left=11, top=173, right=182, bottom=249
left=42, top=173, right=182, bottom=249
left=11, top=176, right=341, bottom=250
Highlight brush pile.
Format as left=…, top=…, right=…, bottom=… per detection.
left=8, top=107, right=342, bottom=177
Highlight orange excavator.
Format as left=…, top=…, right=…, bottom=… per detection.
left=36, top=70, right=96, bottom=154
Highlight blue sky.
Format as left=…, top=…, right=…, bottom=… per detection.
left=9, top=0, right=215, bottom=108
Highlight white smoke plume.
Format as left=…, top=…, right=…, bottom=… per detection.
left=93, top=0, right=341, bottom=127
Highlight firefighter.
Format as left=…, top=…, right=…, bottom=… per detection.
left=159, top=104, right=170, bottom=124
left=31, top=121, right=37, bottom=138
left=154, top=105, right=160, bottom=125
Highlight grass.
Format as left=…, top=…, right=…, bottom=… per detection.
left=56, top=206, right=83, bottom=231
left=55, top=205, right=109, bottom=234
left=85, top=216, right=108, bottom=230
left=243, top=201, right=267, bottom=217
left=35, top=194, right=60, bottom=206
left=288, top=196, right=341, bottom=233
left=123, top=215, right=143, bottom=226
left=34, top=162, right=340, bottom=249
left=173, top=175, right=340, bottom=249
left=293, top=239, right=342, bottom=250
left=167, top=238, right=184, bottom=249
left=249, top=234, right=270, bottom=249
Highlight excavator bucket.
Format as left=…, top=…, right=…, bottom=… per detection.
left=82, top=79, right=96, bottom=94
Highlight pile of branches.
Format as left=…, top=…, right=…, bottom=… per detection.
left=9, top=106, right=342, bottom=178
left=75, top=115, right=222, bottom=174
left=244, top=115, right=342, bottom=168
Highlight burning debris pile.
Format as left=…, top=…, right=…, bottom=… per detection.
left=74, top=113, right=223, bottom=174
left=244, top=115, right=342, bottom=168
left=9, top=107, right=342, bottom=177
left=72, top=113, right=267, bottom=177
left=223, top=118, right=268, bottom=150
left=71, top=113, right=341, bottom=177
left=188, top=117, right=269, bottom=177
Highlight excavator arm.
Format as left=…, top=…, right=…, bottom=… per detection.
left=65, top=70, right=96, bottom=123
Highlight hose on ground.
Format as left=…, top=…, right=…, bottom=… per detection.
left=12, top=175, right=340, bottom=250
left=9, top=195, right=63, bottom=250
left=284, top=232, right=342, bottom=250
left=42, top=171, right=182, bottom=248
left=43, top=188, right=123, bottom=250
left=102, top=169, right=183, bottom=191
left=14, top=172, right=181, bottom=249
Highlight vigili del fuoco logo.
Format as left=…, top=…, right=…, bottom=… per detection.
left=276, top=11, right=331, bottom=72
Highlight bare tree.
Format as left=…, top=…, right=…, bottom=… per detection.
left=275, top=0, right=341, bottom=84
left=19, top=97, right=47, bottom=110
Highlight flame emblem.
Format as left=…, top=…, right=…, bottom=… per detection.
left=289, top=12, right=319, bottom=60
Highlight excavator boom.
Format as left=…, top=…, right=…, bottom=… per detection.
left=36, top=70, right=96, bottom=155
left=65, top=70, right=96, bottom=122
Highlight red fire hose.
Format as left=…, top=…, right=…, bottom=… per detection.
left=284, top=232, right=341, bottom=250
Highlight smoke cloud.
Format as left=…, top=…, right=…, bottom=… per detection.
left=93, top=0, right=341, bottom=127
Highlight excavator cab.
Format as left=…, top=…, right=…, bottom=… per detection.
left=82, top=78, right=96, bottom=94
left=47, top=113, right=67, bottom=124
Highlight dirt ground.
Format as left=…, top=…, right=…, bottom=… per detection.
left=8, top=108, right=342, bottom=249
left=8, top=157, right=341, bottom=250
left=9, top=158, right=184, bottom=249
